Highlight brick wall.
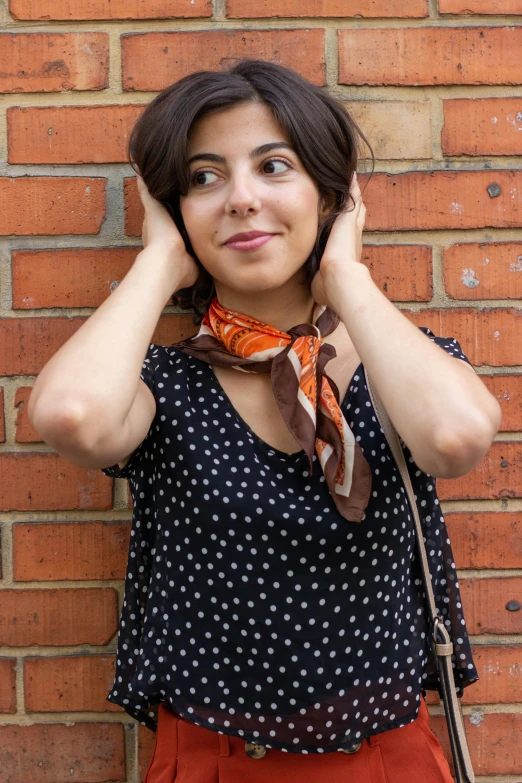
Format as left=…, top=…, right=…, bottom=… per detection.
left=0, top=1, right=521, bottom=781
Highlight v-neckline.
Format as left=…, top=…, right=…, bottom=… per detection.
left=206, top=361, right=364, bottom=460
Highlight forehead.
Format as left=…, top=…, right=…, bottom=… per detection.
left=187, top=101, right=290, bottom=152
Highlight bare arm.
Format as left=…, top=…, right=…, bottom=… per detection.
left=28, top=174, right=199, bottom=463
left=312, top=173, right=501, bottom=479
left=28, top=245, right=184, bottom=453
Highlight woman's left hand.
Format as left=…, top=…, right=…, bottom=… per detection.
left=311, top=172, right=367, bottom=311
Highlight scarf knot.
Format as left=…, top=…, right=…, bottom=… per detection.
left=172, top=297, right=372, bottom=523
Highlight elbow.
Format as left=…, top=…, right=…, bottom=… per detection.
left=29, top=399, right=90, bottom=453
left=429, top=405, right=501, bottom=479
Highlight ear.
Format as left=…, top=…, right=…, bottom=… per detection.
left=318, top=193, right=336, bottom=220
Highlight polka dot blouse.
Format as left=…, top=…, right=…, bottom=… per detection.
left=101, top=326, right=479, bottom=753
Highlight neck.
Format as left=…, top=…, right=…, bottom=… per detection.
left=214, top=276, right=316, bottom=333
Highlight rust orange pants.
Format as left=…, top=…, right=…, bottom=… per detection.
left=144, top=696, right=454, bottom=783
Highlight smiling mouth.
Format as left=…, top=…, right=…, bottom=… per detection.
left=224, top=234, right=276, bottom=251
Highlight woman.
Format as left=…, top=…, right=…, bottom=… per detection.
left=29, top=59, right=501, bottom=781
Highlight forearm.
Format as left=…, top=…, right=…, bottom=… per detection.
left=328, top=263, right=500, bottom=470
left=29, top=244, right=181, bottom=444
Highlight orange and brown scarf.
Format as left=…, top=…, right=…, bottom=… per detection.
left=173, top=297, right=372, bottom=523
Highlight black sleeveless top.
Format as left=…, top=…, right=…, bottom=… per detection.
left=101, top=326, right=478, bottom=753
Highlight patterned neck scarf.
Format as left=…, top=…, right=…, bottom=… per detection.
left=172, top=296, right=372, bottom=523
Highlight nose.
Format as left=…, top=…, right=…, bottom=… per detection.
left=224, top=170, right=261, bottom=216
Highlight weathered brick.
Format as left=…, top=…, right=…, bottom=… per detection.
left=459, top=577, right=522, bottom=635
left=0, top=33, right=108, bottom=93
left=478, top=374, right=522, bottom=433
left=0, top=455, right=113, bottom=512
left=431, top=712, right=522, bottom=776
left=0, top=721, right=125, bottom=783
left=139, top=717, right=159, bottom=780
left=122, top=29, right=325, bottom=91
left=443, top=98, right=522, bottom=156
left=10, top=0, right=212, bottom=19
left=0, top=588, right=118, bottom=646
left=0, top=315, right=196, bottom=376
left=8, top=105, right=144, bottom=164
left=24, top=655, right=121, bottom=712
left=436, top=442, right=522, bottom=502
left=226, top=0, right=428, bottom=17
left=361, top=245, right=432, bottom=300
left=0, top=387, right=5, bottom=442
left=14, top=387, right=40, bottom=442
left=407, top=307, right=522, bottom=367
left=12, top=247, right=139, bottom=308
left=0, top=658, right=17, bottom=713
left=439, top=0, right=522, bottom=13
left=444, top=242, right=522, bottom=300
left=446, top=512, right=522, bottom=569
left=361, top=171, right=522, bottom=231
left=13, top=521, right=130, bottom=581
left=0, top=177, right=105, bottom=235
left=339, top=27, right=522, bottom=86
left=345, top=100, right=432, bottom=160
left=464, top=646, right=522, bottom=704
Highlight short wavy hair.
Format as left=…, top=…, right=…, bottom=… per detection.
left=129, top=58, right=375, bottom=324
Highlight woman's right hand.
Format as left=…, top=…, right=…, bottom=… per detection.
left=136, top=173, right=200, bottom=290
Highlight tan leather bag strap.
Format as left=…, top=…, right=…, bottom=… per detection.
left=365, top=368, right=475, bottom=783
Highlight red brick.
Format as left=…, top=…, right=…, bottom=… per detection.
left=0, top=588, right=118, bottom=646
left=0, top=455, right=113, bottom=512
left=361, top=170, right=522, bottom=231
left=122, top=29, right=325, bottom=91
left=464, top=646, right=522, bottom=704
left=10, top=0, right=212, bottom=19
left=431, top=712, right=522, bottom=776
left=440, top=0, right=522, bottom=13
left=0, top=658, right=17, bottom=713
left=361, top=245, right=432, bottom=300
left=13, top=521, right=130, bottom=581
left=406, top=307, right=522, bottom=367
left=443, top=98, right=522, bottom=157
left=8, top=105, right=145, bottom=164
left=446, top=512, right=522, bottom=570
left=0, top=177, right=105, bottom=235
left=12, top=247, right=138, bottom=308
left=24, top=655, right=121, bottom=712
left=436, top=442, right=522, bottom=502
left=139, top=722, right=158, bottom=782
left=339, top=27, right=522, bottom=86
left=444, top=242, right=522, bottom=299
left=0, top=33, right=108, bottom=93
left=0, top=721, right=125, bottom=783
left=478, top=374, right=522, bottom=433
left=459, top=577, right=522, bottom=635
left=0, top=316, right=196, bottom=376
left=226, top=0, right=428, bottom=17
left=0, top=387, right=5, bottom=442
left=0, top=317, right=85, bottom=376
left=14, top=387, right=40, bottom=442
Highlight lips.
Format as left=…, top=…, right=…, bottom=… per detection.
left=224, top=231, right=275, bottom=245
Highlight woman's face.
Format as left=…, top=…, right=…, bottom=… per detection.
left=179, top=101, right=325, bottom=300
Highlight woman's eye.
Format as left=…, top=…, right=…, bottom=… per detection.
left=263, top=158, right=291, bottom=174
left=191, top=170, right=218, bottom=186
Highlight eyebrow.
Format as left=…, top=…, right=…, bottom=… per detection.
left=187, top=142, right=295, bottom=166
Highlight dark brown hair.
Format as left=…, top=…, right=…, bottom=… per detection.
left=129, top=58, right=375, bottom=324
